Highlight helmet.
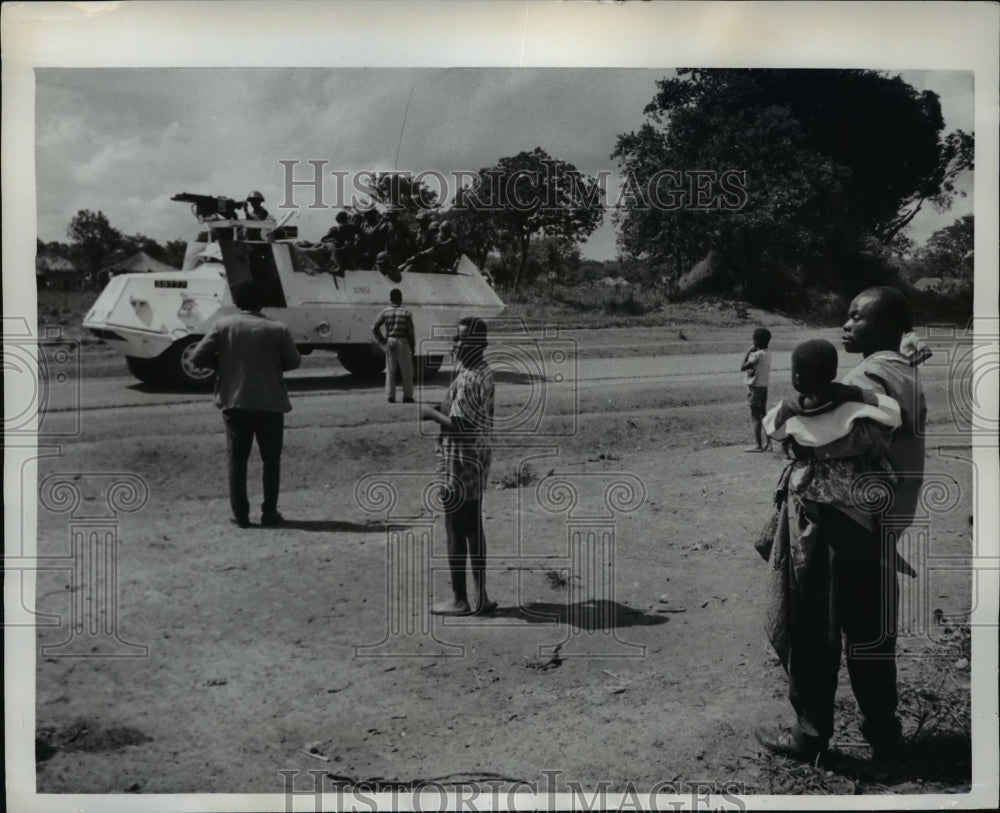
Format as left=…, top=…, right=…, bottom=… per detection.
left=335, top=210, right=350, bottom=224
left=440, top=221, right=454, bottom=234
left=428, top=221, right=441, bottom=232
left=247, top=191, right=265, bottom=202
left=415, top=210, right=432, bottom=222
left=375, top=251, right=391, bottom=264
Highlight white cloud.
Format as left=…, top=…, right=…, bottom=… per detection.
left=34, top=67, right=974, bottom=259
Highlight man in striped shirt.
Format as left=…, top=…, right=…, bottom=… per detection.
left=372, top=288, right=416, bottom=403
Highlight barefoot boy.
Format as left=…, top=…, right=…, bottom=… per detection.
left=421, top=317, right=497, bottom=616
left=741, top=327, right=773, bottom=451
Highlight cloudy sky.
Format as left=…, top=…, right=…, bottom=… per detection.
left=34, top=66, right=974, bottom=261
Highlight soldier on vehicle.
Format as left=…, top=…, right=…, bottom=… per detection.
left=243, top=191, right=270, bottom=221
left=404, top=221, right=442, bottom=273
left=434, top=221, right=461, bottom=272
left=373, top=250, right=402, bottom=283
left=240, top=191, right=270, bottom=240
left=357, top=209, right=381, bottom=268
left=372, top=205, right=415, bottom=267
left=320, top=210, right=357, bottom=271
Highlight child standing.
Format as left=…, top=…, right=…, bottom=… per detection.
left=741, top=327, right=773, bottom=452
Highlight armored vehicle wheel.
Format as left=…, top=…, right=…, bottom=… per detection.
left=125, top=355, right=170, bottom=386
left=337, top=345, right=386, bottom=378
left=417, top=355, right=444, bottom=380
left=168, top=336, right=216, bottom=388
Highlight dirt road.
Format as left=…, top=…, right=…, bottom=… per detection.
left=28, top=324, right=975, bottom=800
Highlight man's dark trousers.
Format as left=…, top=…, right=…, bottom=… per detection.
left=223, top=409, right=284, bottom=520
left=444, top=498, right=485, bottom=605
left=787, top=504, right=901, bottom=747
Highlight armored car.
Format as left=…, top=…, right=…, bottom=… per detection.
left=83, top=193, right=505, bottom=387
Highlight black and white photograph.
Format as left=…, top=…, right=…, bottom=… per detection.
left=4, top=2, right=998, bottom=811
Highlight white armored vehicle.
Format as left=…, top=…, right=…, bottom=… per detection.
left=83, top=193, right=504, bottom=386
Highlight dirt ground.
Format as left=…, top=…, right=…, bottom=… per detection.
left=27, top=321, right=978, bottom=803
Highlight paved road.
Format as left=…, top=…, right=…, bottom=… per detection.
left=37, top=351, right=797, bottom=414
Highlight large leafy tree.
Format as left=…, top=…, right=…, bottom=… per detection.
left=451, top=147, right=604, bottom=291
left=913, top=214, right=974, bottom=283
left=612, top=69, right=974, bottom=306
left=66, top=209, right=124, bottom=279
left=487, top=235, right=582, bottom=289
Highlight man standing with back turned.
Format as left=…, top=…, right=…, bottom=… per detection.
left=755, top=286, right=926, bottom=764
left=372, top=288, right=416, bottom=403
left=191, top=280, right=301, bottom=528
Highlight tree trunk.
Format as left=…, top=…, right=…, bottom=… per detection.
left=514, top=233, right=531, bottom=293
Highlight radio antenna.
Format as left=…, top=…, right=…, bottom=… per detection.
left=394, top=86, right=415, bottom=171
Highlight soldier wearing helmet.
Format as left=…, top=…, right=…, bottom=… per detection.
left=405, top=216, right=442, bottom=272
left=244, top=191, right=270, bottom=221
left=372, top=205, right=415, bottom=267
left=373, top=250, right=402, bottom=283
left=320, top=210, right=358, bottom=271
left=434, top=221, right=461, bottom=272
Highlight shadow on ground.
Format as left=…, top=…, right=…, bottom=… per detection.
left=492, top=599, right=668, bottom=630
left=263, top=519, right=415, bottom=533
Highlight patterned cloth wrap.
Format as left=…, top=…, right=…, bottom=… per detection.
left=763, top=383, right=901, bottom=509
left=435, top=362, right=494, bottom=503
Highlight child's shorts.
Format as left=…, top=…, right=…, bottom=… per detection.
left=747, top=385, right=768, bottom=418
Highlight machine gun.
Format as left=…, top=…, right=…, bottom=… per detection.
left=171, top=192, right=243, bottom=222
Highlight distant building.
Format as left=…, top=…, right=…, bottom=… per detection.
left=100, top=250, right=179, bottom=276
left=35, top=253, right=79, bottom=290
left=914, top=276, right=969, bottom=294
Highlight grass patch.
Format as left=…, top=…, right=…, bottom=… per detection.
left=492, top=462, right=540, bottom=490
left=749, top=618, right=972, bottom=795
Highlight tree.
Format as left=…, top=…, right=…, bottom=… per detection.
left=451, top=148, right=604, bottom=292
left=913, top=214, right=974, bottom=283
left=367, top=172, right=439, bottom=213
left=66, top=209, right=124, bottom=281
left=487, top=235, right=581, bottom=289
left=163, top=239, right=189, bottom=269
left=612, top=69, right=974, bottom=307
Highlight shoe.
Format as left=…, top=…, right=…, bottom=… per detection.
left=260, top=511, right=284, bottom=527
left=862, top=718, right=902, bottom=763
left=387, top=397, right=396, bottom=403
left=871, top=740, right=902, bottom=764
left=754, top=726, right=826, bottom=762
left=402, top=397, right=415, bottom=403
left=230, top=516, right=251, bottom=529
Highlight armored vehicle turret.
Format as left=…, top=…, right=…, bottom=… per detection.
left=83, top=193, right=505, bottom=387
